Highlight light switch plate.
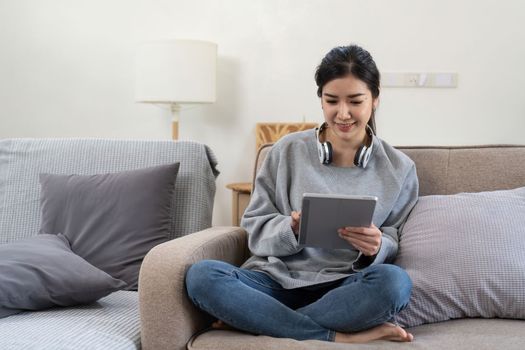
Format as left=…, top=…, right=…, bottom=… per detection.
left=382, top=72, right=458, bottom=88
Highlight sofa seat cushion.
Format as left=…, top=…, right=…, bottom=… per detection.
left=0, top=291, right=140, bottom=350
left=188, top=319, right=524, bottom=350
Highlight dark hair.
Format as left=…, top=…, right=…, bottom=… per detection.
left=315, top=44, right=380, bottom=133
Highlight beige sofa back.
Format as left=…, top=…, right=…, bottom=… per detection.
left=254, top=144, right=525, bottom=195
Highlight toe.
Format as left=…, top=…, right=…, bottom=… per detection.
left=406, top=332, right=414, bottom=342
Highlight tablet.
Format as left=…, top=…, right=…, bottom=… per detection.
left=298, top=193, right=378, bottom=250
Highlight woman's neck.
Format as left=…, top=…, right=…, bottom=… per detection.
left=325, top=128, right=369, bottom=167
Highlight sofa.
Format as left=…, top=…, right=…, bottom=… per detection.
left=0, top=138, right=218, bottom=349
left=139, top=144, right=525, bottom=350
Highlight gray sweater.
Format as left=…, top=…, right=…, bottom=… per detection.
left=240, top=129, right=419, bottom=289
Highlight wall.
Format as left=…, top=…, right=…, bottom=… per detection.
left=0, top=0, right=524, bottom=226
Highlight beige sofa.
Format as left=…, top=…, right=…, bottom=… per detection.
left=139, top=144, right=525, bottom=350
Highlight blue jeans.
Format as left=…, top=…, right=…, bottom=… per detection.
left=185, top=260, right=411, bottom=342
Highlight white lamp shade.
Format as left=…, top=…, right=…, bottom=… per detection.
left=135, top=39, right=217, bottom=104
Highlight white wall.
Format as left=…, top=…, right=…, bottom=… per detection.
left=1, top=0, right=524, bottom=226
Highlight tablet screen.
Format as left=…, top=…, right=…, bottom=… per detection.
left=298, top=193, right=377, bottom=250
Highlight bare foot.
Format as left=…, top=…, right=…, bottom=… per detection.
left=211, top=320, right=236, bottom=331
left=335, top=322, right=414, bottom=343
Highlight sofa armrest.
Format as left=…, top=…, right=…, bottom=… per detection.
left=139, top=226, right=249, bottom=350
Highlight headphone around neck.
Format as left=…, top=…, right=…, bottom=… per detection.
left=315, top=122, right=375, bottom=168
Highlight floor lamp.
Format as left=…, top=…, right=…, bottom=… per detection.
left=135, top=39, right=217, bottom=139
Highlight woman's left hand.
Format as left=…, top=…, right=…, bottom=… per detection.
left=337, top=223, right=382, bottom=256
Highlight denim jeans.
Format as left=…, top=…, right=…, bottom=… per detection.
left=185, top=259, right=412, bottom=342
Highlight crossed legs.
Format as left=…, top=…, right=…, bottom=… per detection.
left=185, top=260, right=413, bottom=343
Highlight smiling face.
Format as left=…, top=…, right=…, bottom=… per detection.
left=321, top=74, right=378, bottom=148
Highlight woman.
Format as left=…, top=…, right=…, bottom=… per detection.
left=186, top=44, right=419, bottom=343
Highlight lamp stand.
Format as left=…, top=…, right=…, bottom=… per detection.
left=170, top=104, right=181, bottom=140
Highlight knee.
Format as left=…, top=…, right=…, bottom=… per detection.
left=367, top=264, right=412, bottom=310
left=185, top=260, right=225, bottom=302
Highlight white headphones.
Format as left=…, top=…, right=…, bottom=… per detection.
left=315, top=122, right=375, bottom=168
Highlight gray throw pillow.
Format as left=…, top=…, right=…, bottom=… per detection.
left=394, top=186, right=525, bottom=328
left=0, top=307, right=21, bottom=319
left=39, top=162, right=180, bottom=290
left=0, top=234, right=126, bottom=318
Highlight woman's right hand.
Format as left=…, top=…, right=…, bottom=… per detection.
left=291, top=211, right=301, bottom=236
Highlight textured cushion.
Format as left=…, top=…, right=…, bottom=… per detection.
left=0, top=234, right=125, bottom=318
left=0, top=291, right=140, bottom=349
left=0, top=139, right=218, bottom=245
left=39, top=163, right=180, bottom=290
left=394, top=186, right=525, bottom=327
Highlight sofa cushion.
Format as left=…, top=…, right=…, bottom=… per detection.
left=0, top=139, right=218, bottom=245
left=39, top=163, right=179, bottom=290
left=0, top=291, right=140, bottom=349
left=0, top=234, right=125, bottom=317
left=188, top=318, right=525, bottom=350
left=394, top=186, right=525, bottom=327
left=397, top=146, right=525, bottom=196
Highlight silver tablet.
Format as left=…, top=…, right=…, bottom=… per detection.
left=298, top=193, right=378, bottom=250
